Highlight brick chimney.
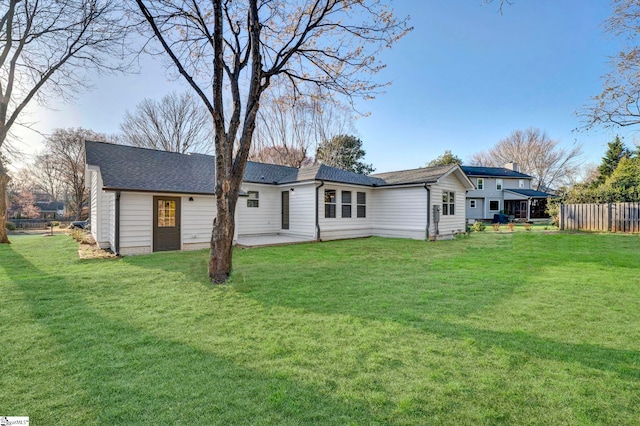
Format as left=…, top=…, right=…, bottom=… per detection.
left=504, top=162, right=519, bottom=172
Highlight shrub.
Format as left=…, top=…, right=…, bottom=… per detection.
left=525, top=222, right=532, bottom=231
left=507, top=222, right=515, bottom=232
left=492, top=223, right=500, bottom=232
left=5, top=221, right=16, bottom=231
left=472, top=221, right=486, bottom=232
left=546, top=197, right=560, bottom=227
left=70, top=228, right=91, bottom=244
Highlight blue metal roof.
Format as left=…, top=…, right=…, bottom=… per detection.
left=461, top=166, right=532, bottom=179
left=504, top=188, right=554, bottom=198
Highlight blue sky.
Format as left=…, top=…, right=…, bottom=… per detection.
left=12, top=0, right=629, bottom=174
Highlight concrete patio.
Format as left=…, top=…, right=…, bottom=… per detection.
left=235, top=234, right=315, bottom=248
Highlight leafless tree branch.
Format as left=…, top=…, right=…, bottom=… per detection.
left=119, top=91, right=213, bottom=154
left=468, top=128, right=583, bottom=190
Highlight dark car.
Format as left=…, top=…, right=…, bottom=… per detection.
left=70, top=219, right=90, bottom=230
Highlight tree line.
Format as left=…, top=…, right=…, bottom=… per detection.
left=560, top=137, right=640, bottom=203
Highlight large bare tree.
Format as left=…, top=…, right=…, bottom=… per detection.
left=582, top=0, right=640, bottom=129
left=251, top=83, right=355, bottom=167
left=30, top=152, right=65, bottom=202
left=45, top=128, right=109, bottom=220
left=120, top=91, right=213, bottom=154
left=0, top=0, right=129, bottom=243
left=134, top=0, right=411, bottom=283
left=469, top=128, right=583, bottom=191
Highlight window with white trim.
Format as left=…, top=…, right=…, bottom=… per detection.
left=442, top=191, right=455, bottom=215
left=519, top=179, right=525, bottom=188
left=247, top=191, right=259, bottom=208
left=489, top=200, right=499, bottom=211
left=341, top=191, right=352, bottom=218
left=469, top=200, right=476, bottom=208
left=357, top=192, right=366, bottom=218
left=496, top=179, right=503, bottom=190
left=477, top=178, right=484, bottom=190
left=324, top=189, right=336, bottom=218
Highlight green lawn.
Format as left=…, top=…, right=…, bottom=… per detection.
left=1, top=232, right=639, bottom=425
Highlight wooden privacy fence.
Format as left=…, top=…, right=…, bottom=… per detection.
left=559, top=203, right=640, bottom=233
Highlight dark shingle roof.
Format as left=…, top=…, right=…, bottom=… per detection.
left=243, top=161, right=299, bottom=184
left=461, top=166, right=532, bottom=178
left=504, top=189, right=555, bottom=198
left=312, top=164, right=386, bottom=186
left=86, top=141, right=463, bottom=192
left=85, top=141, right=216, bottom=194
left=372, top=165, right=456, bottom=185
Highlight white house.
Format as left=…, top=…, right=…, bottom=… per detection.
left=462, top=163, right=554, bottom=221
left=85, top=141, right=475, bottom=255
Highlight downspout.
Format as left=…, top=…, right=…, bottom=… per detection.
left=115, top=191, right=121, bottom=256
left=424, top=184, right=430, bottom=241
left=315, top=180, right=324, bottom=241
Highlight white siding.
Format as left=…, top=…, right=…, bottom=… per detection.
left=89, top=169, right=115, bottom=250
left=236, top=184, right=280, bottom=235
left=106, top=192, right=115, bottom=250
left=371, top=186, right=427, bottom=240
left=317, top=185, right=373, bottom=240
left=181, top=195, right=215, bottom=247
left=430, top=174, right=468, bottom=239
left=91, top=171, right=471, bottom=255
left=119, top=192, right=153, bottom=255
left=285, top=183, right=316, bottom=238
left=89, top=170, right=100, bottom=244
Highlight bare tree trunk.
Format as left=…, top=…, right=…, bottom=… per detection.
left=209, top=191, right=236, bottom=283
left=0, top=165, right=10, bottom=244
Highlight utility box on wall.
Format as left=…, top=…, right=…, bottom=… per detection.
left=433, top=205, right=440, bottom=223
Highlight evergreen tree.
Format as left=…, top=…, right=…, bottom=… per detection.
left=426, top=150, right=462, bottom=167
left=595, top=136, right=631, bottom=185
left=316, top=135, right=375, bottom=175
left=607, top=156, right=640, bottom=191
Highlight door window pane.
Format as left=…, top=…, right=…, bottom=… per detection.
left=158, top=200, right=176, bottom=227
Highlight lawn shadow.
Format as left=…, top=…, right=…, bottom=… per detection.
left=231, top=236, right=640, bottom=382
left=120, top=248, right=213, bottom=286
left=97, top=235, right=640, bottom=383
left=3, top=245, right=382, bottom=425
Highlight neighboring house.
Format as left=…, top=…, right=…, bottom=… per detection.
left=36, top=201, right=65, bottom=219
left=462, top=163, right=553, bottom=221
left=85, top=141, right=475, bottom=255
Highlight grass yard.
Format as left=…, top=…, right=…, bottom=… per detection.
left=1, top=232, right=639, bottom=425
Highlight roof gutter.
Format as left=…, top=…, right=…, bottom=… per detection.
left=424, top=183, right=431, bottom=241
left=115, top=190, right=121, bottom=256
left=102, top=187, right=215, bottom=196
left=315, top=180, right=324, bottom=241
